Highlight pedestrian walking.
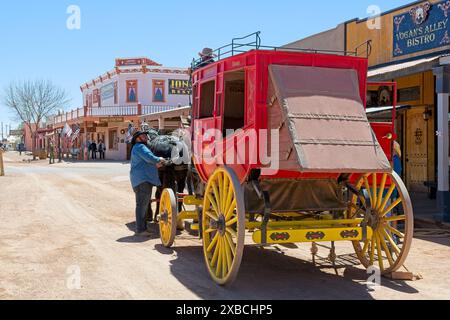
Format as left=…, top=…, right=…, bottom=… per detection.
left=86, top=140, right=92, bottom=160
left=98, top=140, right=106, bottom=160
left=49, top=141, right=55, bottom=165
left=91, top=141, right=97, bottom=160
left=130, top=131, right=166, bottom=237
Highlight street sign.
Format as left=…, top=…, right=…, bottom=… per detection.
left=99, top=117, right=124, bottom=123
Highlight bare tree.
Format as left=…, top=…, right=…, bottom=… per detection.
left=2, top=80, right=69, bottom=158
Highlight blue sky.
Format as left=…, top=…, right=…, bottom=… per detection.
left=0, top=0, right=408, bottom=130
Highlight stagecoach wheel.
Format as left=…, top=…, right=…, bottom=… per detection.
left=202, top=167, right=245, bottom=286
left=159, top=189, right=178, bottom=248
left=349, top=172, right=414, bottom=274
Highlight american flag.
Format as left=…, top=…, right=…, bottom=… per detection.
left=62, top=123, right=72, bottom=138
left=71, top=125, right=81, bottom=142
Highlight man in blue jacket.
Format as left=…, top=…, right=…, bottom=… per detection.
left=130, top=131, right=166, bottom=237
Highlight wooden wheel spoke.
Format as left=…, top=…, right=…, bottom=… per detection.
left=216, top=238, right=223, bottom=278
left=222, top=175, right=229, bottom=212
left=372, top=174, right=378, bottom=208
left=381, top=228, right=401, bottom=255
left=218, top=173, right=224, bottom=212
left=385, top=224, right=405, bottom=239
left=377, top=173, right=387, bottom=209
left=375, top=234, right=384, bottom=272
left=205, top=210, right=219, bottom=222
left=205, top=228, right=216, bottom=234
left=369, top=236, right=375, bottom=266
left=222, top=239, right=228, bottom=278
left=225, top=233, right=236, bottom=256
left=226, top=227, right=237, bottom=239
left=211, top=181, right=221, bottom=212
left=361, top=239, right=370, bottom=255
left=385, top=215, right=406, bottom=222
left=224, top=236, right=233, bottom=271
left=382, top=198, right=402, bottom=217
left=363, top=176, right=373, bottom=205
left=225, top=199, right=237, bottom=221
left=211, top=238, right=220, bottom=267
left=379, top=184, right=396, bottom=212
left=207, top=233, right=219, bottom=253
left=378, top=230, right=395, bottom=267
left=206, top=194, right=220, bottom=218
left=226, top=217, right=238, bottom=227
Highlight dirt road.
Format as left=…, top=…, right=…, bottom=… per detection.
left=1, top=152, right=449, bottom=300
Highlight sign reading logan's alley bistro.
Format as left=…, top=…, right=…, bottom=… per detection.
left=393, top=0, right=450, bottom=57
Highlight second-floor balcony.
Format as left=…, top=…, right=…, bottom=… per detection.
left=52, top=104, right=184, bottom=126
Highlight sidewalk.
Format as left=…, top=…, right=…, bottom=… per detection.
left=412, top=192, right=450, bottom=229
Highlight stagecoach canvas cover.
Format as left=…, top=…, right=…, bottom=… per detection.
left=268, top=65, right=391, bottom=173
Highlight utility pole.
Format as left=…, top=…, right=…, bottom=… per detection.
left=1, top=122, right=3, bottom=141
left=0, top=148, right=4, bottom=176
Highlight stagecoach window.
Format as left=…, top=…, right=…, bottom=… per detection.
left=199, top=80, right=215, bottom=119
left=223, top=71, right=245, bottom=136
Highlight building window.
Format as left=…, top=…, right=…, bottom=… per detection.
left=398, top=86, right=421, bottom=103
left=109, top=129, right=118, bottom=150
left=126, top=80, right=138, bottom=103
left=93, top=89, right=100, bottom=105
left=153, top=80, right=166, bottom=102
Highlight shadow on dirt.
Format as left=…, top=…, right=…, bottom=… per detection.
left=117, top=223, right=160, bottom=243
left=153, top=242, right=419, bottom=300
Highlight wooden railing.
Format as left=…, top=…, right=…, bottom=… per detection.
left=52, top=104, right=182, bottom=125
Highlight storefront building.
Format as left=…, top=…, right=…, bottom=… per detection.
left=80, top=57, right=190, bottom=108
left=52, top=57, right=191, bottom=161
left=286, top=0, right=450, bottom=219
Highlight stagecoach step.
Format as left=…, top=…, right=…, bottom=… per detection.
left=184, top=221, right=199, bottom=234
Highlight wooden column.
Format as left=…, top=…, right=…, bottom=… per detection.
left=433, top=66, right=450, bottom=220
left=84, top=122, right=88, bottom=160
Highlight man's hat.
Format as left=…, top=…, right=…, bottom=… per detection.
left=131, top=130, right=149, bottom=146
left=199, top=48, right=217, bottom=57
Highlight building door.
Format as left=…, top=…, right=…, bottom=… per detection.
left=405, top=107, right=428, bottom=192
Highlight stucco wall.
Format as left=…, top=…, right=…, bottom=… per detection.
left=82, top=70, right=190, bottom=108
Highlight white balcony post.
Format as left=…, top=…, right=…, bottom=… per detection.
left=433, top=66, right=450, bottom=221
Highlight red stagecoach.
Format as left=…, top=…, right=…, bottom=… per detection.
left=157, top=33, right=413, bottom=286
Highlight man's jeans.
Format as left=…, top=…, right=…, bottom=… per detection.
left=133, top=182, right=154, bottom=233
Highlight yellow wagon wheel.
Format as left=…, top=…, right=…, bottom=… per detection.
left=159, top=188, right=178, bottom=248
left=202, top=167, right=245, bottom=286
left=349, top=172, right=414, bottom=274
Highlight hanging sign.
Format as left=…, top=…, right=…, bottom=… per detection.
left=169, top=79, right=191, bottom=95
left=393, top=1, right=450, bottom=57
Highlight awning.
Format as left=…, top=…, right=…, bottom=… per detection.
left=366, top=105, right=410, bottom=115
left=368, top=55, right=445, bottom=81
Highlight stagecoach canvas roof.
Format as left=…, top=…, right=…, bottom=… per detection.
left=268, top=65, right=392, bottom=173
